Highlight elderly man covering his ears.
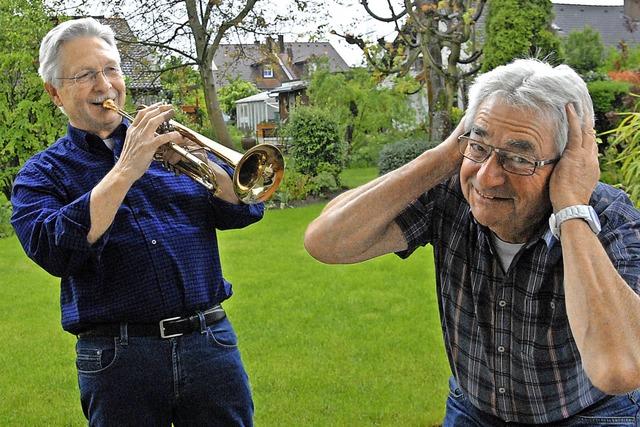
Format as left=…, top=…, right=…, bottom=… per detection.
left=305, top=59, right=640, bottom=426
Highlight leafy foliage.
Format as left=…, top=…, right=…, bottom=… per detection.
left=284, top=106, right=346, bottom=195
left=587, top=80, right=632, bottom=135
left=601, top=94, right=640, bottom=207
left=562, top=26, right=605, bottom=74
left=601, top=42, right=640, bottom=73
left=482, top=0, right=563, bottom=71
left=378, top=139, right=440, bottom=176
left=217, top=78, right=260, bottom=123
left=0, top=0, right=66, bottom=201
left=308, top=66, right=420, bottom=166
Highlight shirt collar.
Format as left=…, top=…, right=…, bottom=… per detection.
left=67, top=120, right=129, bottom=155
left=469, top=211, right=553, bottom=249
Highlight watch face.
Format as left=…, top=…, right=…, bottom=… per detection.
left=588, top=206, right=602, bottom=233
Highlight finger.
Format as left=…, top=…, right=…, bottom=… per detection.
left=565, top=103, right=582, bottom=150
left=581, top=126, right=598, bottom=154
left=132, top=103, right=173, bottom=127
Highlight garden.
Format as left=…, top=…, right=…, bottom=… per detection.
left=2, top=8, right=640, bottom=425
left=0, top=168, right=451, bottom=426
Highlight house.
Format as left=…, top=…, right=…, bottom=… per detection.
left=94, top=16, right=163, bottom=104
left=212, top=36, right=350, bottom=91
left=552, top=1, right=640, bottom=48
left=221, top=36, right=350, bottom=134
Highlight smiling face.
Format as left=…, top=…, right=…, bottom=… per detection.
left=44, top=36, right=125, bottom=139
left=460, top=97, right=559, bottom=243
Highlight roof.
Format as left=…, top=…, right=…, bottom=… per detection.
left=269, top=81, right=308, bottom=94
left=235, top=91, right=278, bottom=104
left=552, top=3, right=640, bottom=47
left=212, top=38, right=350, bottom=89
left=94, top=16, right=162, bottom=92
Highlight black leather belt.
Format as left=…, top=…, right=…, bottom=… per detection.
left=79, top=305, right=226, bottom=339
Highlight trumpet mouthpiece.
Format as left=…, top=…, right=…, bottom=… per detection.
left=102, top=99, right=118, bottom=111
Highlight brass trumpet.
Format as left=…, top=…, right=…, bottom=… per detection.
left=102, top=99, right=284, bottom=204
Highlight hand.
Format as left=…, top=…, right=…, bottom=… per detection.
left=549, top=103, right=600, bottom=211
left=161, top=137, right=209, bottom=165
left=117, top=104, right=183, bottom=182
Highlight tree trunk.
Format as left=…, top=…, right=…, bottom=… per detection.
left=200, top=62, right=235, bottom=149
left=426, top=38, right=452, bottom=142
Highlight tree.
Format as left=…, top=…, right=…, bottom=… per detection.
left=0, top=0, right=66, bottom=200
left=335, top=0, right=485, bottom=142
left=217, top=78, right=260, bottom=123
left=482, top=0, right=563, bottom=71
left=308, top=66, right=419, bottom=165
left=562, top=26, right=604, bottom=75
left=78, top=0, right=326, bottom=149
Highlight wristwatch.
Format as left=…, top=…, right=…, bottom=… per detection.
left=549, top=205, right=601, bottom=240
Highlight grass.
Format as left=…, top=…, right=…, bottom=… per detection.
left=340, top=166, right=378, bottom=189
left=0, top=168, right=451, bottom=426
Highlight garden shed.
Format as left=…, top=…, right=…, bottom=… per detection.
left=235, top=91, right=279, bottom=134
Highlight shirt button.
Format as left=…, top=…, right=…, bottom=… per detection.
left=498, top=387, right=506, bottom=394
left=498, top=346, right=505, bottom=353
left=151, top=239, right=157, bottom=245
left=550, top=301, right=556, bottom=309
left=498, top=300, right=507, bottom=307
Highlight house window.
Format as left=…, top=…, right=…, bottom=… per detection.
left=263, top=64, right=274, bottom=78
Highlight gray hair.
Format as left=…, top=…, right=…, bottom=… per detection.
left=39, top=17, right=119, bottom=87
left=463, top=58, right=594, bottom=155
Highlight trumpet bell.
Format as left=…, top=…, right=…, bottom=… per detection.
left=236, top=144, right=285, bottom=204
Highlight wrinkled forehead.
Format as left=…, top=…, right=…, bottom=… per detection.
left=59, top=36, right=120, bottom=74
left=471, top=97, right=558, bottom=157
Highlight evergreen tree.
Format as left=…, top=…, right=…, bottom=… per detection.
left=482, top=0, right=564, bottom=72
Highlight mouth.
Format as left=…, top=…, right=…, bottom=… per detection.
left=474, top=187, right=510, bottom=201
left=91, top=94, right=118, bottom=108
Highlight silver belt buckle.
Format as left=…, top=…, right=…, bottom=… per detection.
left=159, top=317, right=183, bottom=338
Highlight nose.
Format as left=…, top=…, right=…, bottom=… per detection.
left=93, top=70, right=113, bottom=90
left=475, top=151, right=507, bottom=187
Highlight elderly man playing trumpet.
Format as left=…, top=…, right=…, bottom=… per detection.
left=11, top=17, right=261, bottom=426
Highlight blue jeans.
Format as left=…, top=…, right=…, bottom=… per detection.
left=444, top=377, right=640, bottom=426
left=75, top=317, right=253, bottom=426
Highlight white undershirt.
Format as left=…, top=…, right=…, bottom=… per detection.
left=103, top=137, right=116, bottom=151
left=490, top=233, right=525, bottom=271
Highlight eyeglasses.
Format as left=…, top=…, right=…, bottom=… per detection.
left=457, top=132, right=559, bottom=176
left=57, top=65, right=123, bottom=86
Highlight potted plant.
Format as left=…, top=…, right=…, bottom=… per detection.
left=239, top=125, right=257, bottom=150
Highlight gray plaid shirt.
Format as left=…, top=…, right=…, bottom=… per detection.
left=395, top=176, right=640, bottom=423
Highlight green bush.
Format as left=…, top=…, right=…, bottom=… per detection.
left=587, top=80, right=632, bottom=113
left=587, top=80, right=632, bottom=137
left=378, top=139, right=440, bottom=176
left=285, top=105, right=346, bottom=182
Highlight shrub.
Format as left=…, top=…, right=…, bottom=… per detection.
left=378, top=139, right=440, bottom=176
left=600, top=94, right=640, bottom=207
left=285, top=106, right=346, bottom=179
left=587, top=80, right=632, bottom=136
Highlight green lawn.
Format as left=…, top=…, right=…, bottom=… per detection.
left=0, top=174, right=450, bottom=426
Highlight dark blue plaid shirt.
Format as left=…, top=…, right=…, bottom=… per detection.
left=395, top=175, right=640, bottom=424
left=11, top=122, right=263, bottom=334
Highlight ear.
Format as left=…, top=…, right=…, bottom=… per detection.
left=44, top=82, right=63, bottom=107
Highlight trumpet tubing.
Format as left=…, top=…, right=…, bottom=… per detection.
left=102, top=99, right=284, bottom=204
